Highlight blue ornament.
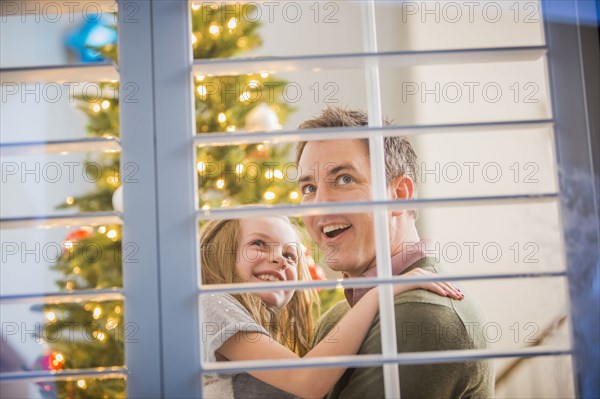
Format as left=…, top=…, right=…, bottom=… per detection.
left=65, top=15, right=117, bottom=63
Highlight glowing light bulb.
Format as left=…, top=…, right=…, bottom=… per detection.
left=202, top=204, right=211, bottom=211
left=96, top=331, right=106, bottom=341
left=73, top=266, right=80, bottom=274
left=274, top=169, right=284, bottom=179
left=77, top=380, right=87, bottom=389
left=261, top=72, right=269, bottom=78
left=63, top=241, right=73, bottom=250
left=218, top=113, right=226, bottom=123
left=55, top=353, right=64, bottom=362
left=227, top=18, right=237, bottom=29
left=265, top=170, right=274, bottom=180
left=66, top=196, right=74, bottom=205
left=226, top=125, right=236, bottom=132
left=196, top=74, right=205, bottom=81
left=107, top=229, right=117, bottom=239
left=264, top=191, right=276, bottom=201
left=65, top=281, right=74, bottom=290
left=98, top=226, right=107, bottom=234
left=197, top=85, right=207, bottom=96
left=101, top=100, right=110, bottom=109
left=248, top=80, right=259, bottom=88
left=93, top=307, right=102, bottom=319
left=235, top=164, right=244, bottom=175
left=92, top=104, right=101, bottom=113
left=216, top=179, right=225, bottom=189
left=289, top=191, right=300, bottom=200
left=114, top=305, right=121, bottom=314
left=46, top=312, right=56, bottom=321
left=197, top=162, right=206, bottom=173
left=191, top=3, right=200, bottom=11
left=239, top=91, right=251, bottom=102
left=191, top=34, right=197, bottom=44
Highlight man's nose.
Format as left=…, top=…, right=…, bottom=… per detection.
left=314, top=186, right=337, bottom=203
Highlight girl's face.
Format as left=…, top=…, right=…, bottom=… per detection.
left=236, top=218, right=300, bottom=309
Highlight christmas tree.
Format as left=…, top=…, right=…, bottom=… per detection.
left=36, top=4, right=341, bottom=397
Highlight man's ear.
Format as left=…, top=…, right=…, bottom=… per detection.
left=389, top=175, right=414, bottom=216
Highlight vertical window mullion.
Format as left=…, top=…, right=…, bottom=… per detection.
left=118, top=1, right=163, bottom=396
left=541, top=0, right=600, bottom=397
left=150, top=1, right=201, bottom=398
left=361, top=1, right=401, bottom=398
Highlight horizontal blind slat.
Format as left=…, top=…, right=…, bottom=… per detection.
left=193, top=47, right=547, bottom=76
left=0, top=137, right=121, bottom=156
left=197, top=193, right=558, bottom=220
left=0, top=212, right=122, bottom=229
left=198, top=271, right=567, bottom=295
left=201, top=346, right=572, bottom=374
left=0, top=367, right=128, bottom=382
left=194, top=120, right=554, bottom=146
left=0, top=63, right=118, bottom=84
left=0, top=288, right=124, bottom=304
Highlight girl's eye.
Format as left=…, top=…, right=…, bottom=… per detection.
left=337, top=175, right=353, bottom=185
left=301, top=184, right=316, bottom=195
left=284, top=253, right=298, bottom=264
left=250, top=239, right=265, bottom=247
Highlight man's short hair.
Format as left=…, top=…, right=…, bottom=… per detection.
left=296, top=106, right=419, bottom=192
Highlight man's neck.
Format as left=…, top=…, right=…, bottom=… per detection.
left=344, top=228, right=422, bottom=278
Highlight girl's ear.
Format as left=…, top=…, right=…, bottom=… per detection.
left=390, top=175, right=414, bottom=217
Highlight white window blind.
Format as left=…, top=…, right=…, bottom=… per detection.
left=1, top=0, right=598, bottom=398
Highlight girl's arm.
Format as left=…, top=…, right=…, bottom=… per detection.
left=216, top=268, right=463, bottom=399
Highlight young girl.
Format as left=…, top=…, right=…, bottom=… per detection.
left=200, top=216, right=463, bottom=398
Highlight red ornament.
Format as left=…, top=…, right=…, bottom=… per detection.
left=64, top=228, right=91, bottom=243
left=308, top=263, right=326, bottom=281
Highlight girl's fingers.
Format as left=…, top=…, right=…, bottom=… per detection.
left=439, top=282, right=464, bottom=299
left=427, top=283, right=448, bottom=297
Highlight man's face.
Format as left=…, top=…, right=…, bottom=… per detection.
left=298, top=139, right=377, bottom=277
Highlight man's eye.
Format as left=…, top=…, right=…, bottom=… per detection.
left=301, top=185, right=316, bottom=195
left=337, top=175, right=353, bottom=185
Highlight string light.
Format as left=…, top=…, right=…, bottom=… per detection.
left=216, top=179, right=225, bottom=189
left=92, top=104, right=101, bottom=113
left=191, top=34, right=198, bottom=45
left=66, top=281, right=74, bottom=290
left=101, top=100, right=110, bottom=109
left=191, top=3, right=200, bottom=11
left=226, top=125, right=236, bottom=132
left=264, top=191, right=276, bottom=201
left=202, top=204, right=211, bottom=211
left=93, top=306, right=102, bottom=319
left=196, top=74, right=205, bottom=82
left=227, top=17, right=238, bottom=29
left=64, top=241, right=74, bottom=250
left=248, top=80, right=259, bottom=88
left=98, top=226, right=107, bottom=234
left=239, top=91, right=251, bottom=102
left=235, top=164, right=244, bottom=175
left=106, top=318, right=118, bottom=330
left=218, top=113, right=227, bottom=123
left=257, top=144, right=264, bottom=151
left=114, top=305, right=122, bottom=314
left=265, top=170, right=274, bottom=180
left=66, top=196, right=74, bottom=205
left=261, top=72, right=269, bottom=78
left=197, top=162, right=206, bottom=173
left=274, top=169, right=284, bottom=179
left=45, top=311, right=56, bottom=322
left=209, top=23, right=221, bottom=37
left=289, top=191, right=300, bottom=200
left=107, top=229, right=118, bottom=239
left=221, top=200, right=231, bottom=208
left=197, top=85, right=207, bottom=97
left=93, top=331, right=106, bottom=341
left=73, top=266, right=81, bottom=274
left=237, top=36, right=248, bottom=48
left=77, top=380, right=87, bottom=389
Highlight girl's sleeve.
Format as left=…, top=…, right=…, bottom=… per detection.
left=200, top=293, right=269, bottom=363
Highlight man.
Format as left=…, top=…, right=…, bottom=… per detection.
left=297, top=107, right=494, bottom=398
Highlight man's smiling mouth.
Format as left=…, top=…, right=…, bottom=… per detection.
left=322, top=224, right=352, bottom=238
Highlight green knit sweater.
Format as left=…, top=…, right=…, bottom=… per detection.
left=311, top=257, right=495, bottom=399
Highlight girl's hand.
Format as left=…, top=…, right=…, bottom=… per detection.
left=394, top=268, right=464, bottom=299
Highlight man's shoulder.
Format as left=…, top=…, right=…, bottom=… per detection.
left=311, top=300, right=351, bottom=347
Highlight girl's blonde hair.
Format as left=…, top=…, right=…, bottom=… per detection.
left=200, top=217, right=319, bottom=356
